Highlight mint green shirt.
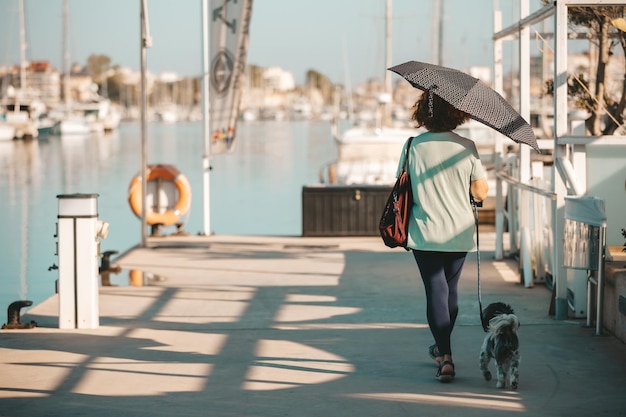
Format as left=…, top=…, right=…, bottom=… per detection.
left=396, top=131, right=486, bottom=252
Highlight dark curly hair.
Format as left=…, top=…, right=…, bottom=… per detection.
left=411, top=90, right=471, bottom=132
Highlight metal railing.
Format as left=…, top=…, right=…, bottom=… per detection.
left=494, top=149, right=607, bottom=333
left=494, top=153, right=557, bottom=289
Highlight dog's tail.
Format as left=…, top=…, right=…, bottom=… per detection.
left=489, top=314, right=520, bottom=335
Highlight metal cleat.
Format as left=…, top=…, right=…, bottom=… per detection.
left=99, top=250, right=121, bottom=286
left=2, top=300, right=37, bottom=329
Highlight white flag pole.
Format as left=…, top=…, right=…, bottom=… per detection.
left=140, top=0, right=152, bottom=247
left=201, top=0, right=211, bottom=235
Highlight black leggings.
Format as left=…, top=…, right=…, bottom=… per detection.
left=412, top=250, right=467, bottom=357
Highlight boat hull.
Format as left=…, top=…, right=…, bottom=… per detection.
left=0, top=123, right=16, bottom=141
left=52, top=118, right=91, bottom=136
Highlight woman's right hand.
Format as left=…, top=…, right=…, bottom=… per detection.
left=470, top=177, right=489, bottom=202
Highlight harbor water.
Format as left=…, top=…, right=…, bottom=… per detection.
left=0, top=120, right=338, bottom=313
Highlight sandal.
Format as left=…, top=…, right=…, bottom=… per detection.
left=428, top=344, right=442, bottom=364
left=436, top=360, right=455, bottom=383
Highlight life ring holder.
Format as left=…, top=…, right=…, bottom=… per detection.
left=128, top=164, right=192, bottom=226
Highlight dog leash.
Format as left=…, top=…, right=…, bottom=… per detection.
left=471, top=195, right=485, bottom=331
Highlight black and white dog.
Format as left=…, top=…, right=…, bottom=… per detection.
left=479, top=302, right=520, bottom=389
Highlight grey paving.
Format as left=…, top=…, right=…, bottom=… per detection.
left=1, top=233, right=625, bottom=417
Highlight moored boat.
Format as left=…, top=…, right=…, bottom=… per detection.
left=0, top=121, right=16, bottom=141
left=303, top=0, right=418, bottom=237
left=51, top=114, right=91, bottom=136
left=1, top=86, right=46, bottom=139
left=321, top=125, right=418, bottom=185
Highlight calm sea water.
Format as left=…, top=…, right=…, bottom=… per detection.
left=0, top=120, right=338, bottom=311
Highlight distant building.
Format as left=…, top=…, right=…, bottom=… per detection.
left=465, top=66, right=492, bottom=85
left=158, top=72, right=180, bottom=83
left=241, top=66, right=296, bottom=114
left=262, top=67, right=295, bottom=92
left=28, top=61, right=61, bottom=107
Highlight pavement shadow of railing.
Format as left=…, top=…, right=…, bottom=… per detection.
left=6, top=244, right=626, bottom=417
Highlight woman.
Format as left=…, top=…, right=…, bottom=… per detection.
left=397, top=90, right=489, bottom=383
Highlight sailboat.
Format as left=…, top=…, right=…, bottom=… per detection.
left=0, top=120, right=16, bottom=141
left=303, top=0, right=425, bottom=237
left=1, top=0, right=44, bottom=139
left=49, top=0, right=91, bottom=136
left=321, top=0, right=421, bottom=186
left=2, top=87, right=45, bottom=139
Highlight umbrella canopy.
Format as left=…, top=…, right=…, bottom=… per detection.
left=389, top=60, right=540, bottom=153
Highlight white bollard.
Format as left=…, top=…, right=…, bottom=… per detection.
left=57, top=193, right=105, bottom=329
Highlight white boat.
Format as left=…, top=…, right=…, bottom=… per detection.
left=51, top=114, right=91, bottom=136
left=322, top=125, right=416, bottom=185
left=240, top=108, right=259, bottom=122
left=304, top=0, right=436, bottom=237
left=74, top=98, right=120, bottom=132
left=291, top=98, right=313, bottom=120
left=1, top=0, right=42, bottom=140
left=1, top=93, right=45, bottom=139
left=79, top=96, right=122, bottom=131
left=101, top=106, right=121, bottom=132
left=0, top=121, right=16, bottom=141
left=154, top=105, right=179, bottom=123
left=46, top=0, right=109, bottom=137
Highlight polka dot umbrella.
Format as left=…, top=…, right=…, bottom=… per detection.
left=389, top=60, right=540, bottom=153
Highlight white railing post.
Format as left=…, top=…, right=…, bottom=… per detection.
left=552, top=1, right=569, bottom=320
left=493, top=5, right=505, bottom=260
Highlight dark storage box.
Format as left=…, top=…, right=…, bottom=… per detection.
left=302, top=185, right=392, bottom=237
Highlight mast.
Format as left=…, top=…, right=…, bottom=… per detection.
left=382, top=0, right=392, bottom=128
left=431, top=0, right=444, bottom=65
left=18, top=0, right=26, bottom=92
left=63, top=0, right=70, bottom=106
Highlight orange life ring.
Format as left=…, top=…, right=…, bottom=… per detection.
left=128, top=164, right=192, bottom=226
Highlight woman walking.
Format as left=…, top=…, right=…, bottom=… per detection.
left=397, top=90, right=489, bottom=382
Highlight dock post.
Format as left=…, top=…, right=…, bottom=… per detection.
left=56, top=194, right=108, bottom=329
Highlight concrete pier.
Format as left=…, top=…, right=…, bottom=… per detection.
left=1, top=232, right=625, bottom=417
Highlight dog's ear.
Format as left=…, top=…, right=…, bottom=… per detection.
left=480, top=310, right=490, bottom=332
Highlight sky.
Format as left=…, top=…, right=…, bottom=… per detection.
left=0, top=0, right=545, bottom=86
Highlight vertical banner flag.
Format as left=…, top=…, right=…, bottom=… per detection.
left=209, top=0, right=253, bottom=154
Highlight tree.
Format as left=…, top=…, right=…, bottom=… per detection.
left=543, top=3, right=626, bottom=135
left=246, top=64, right=265, bottom=89
left=86, top=54, right=112, bottom=97
left=305, top=69, right=334, bottom=105
left=105, top=66, right=124, bottom=104
left=608, top=18, right=626, bottom=134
